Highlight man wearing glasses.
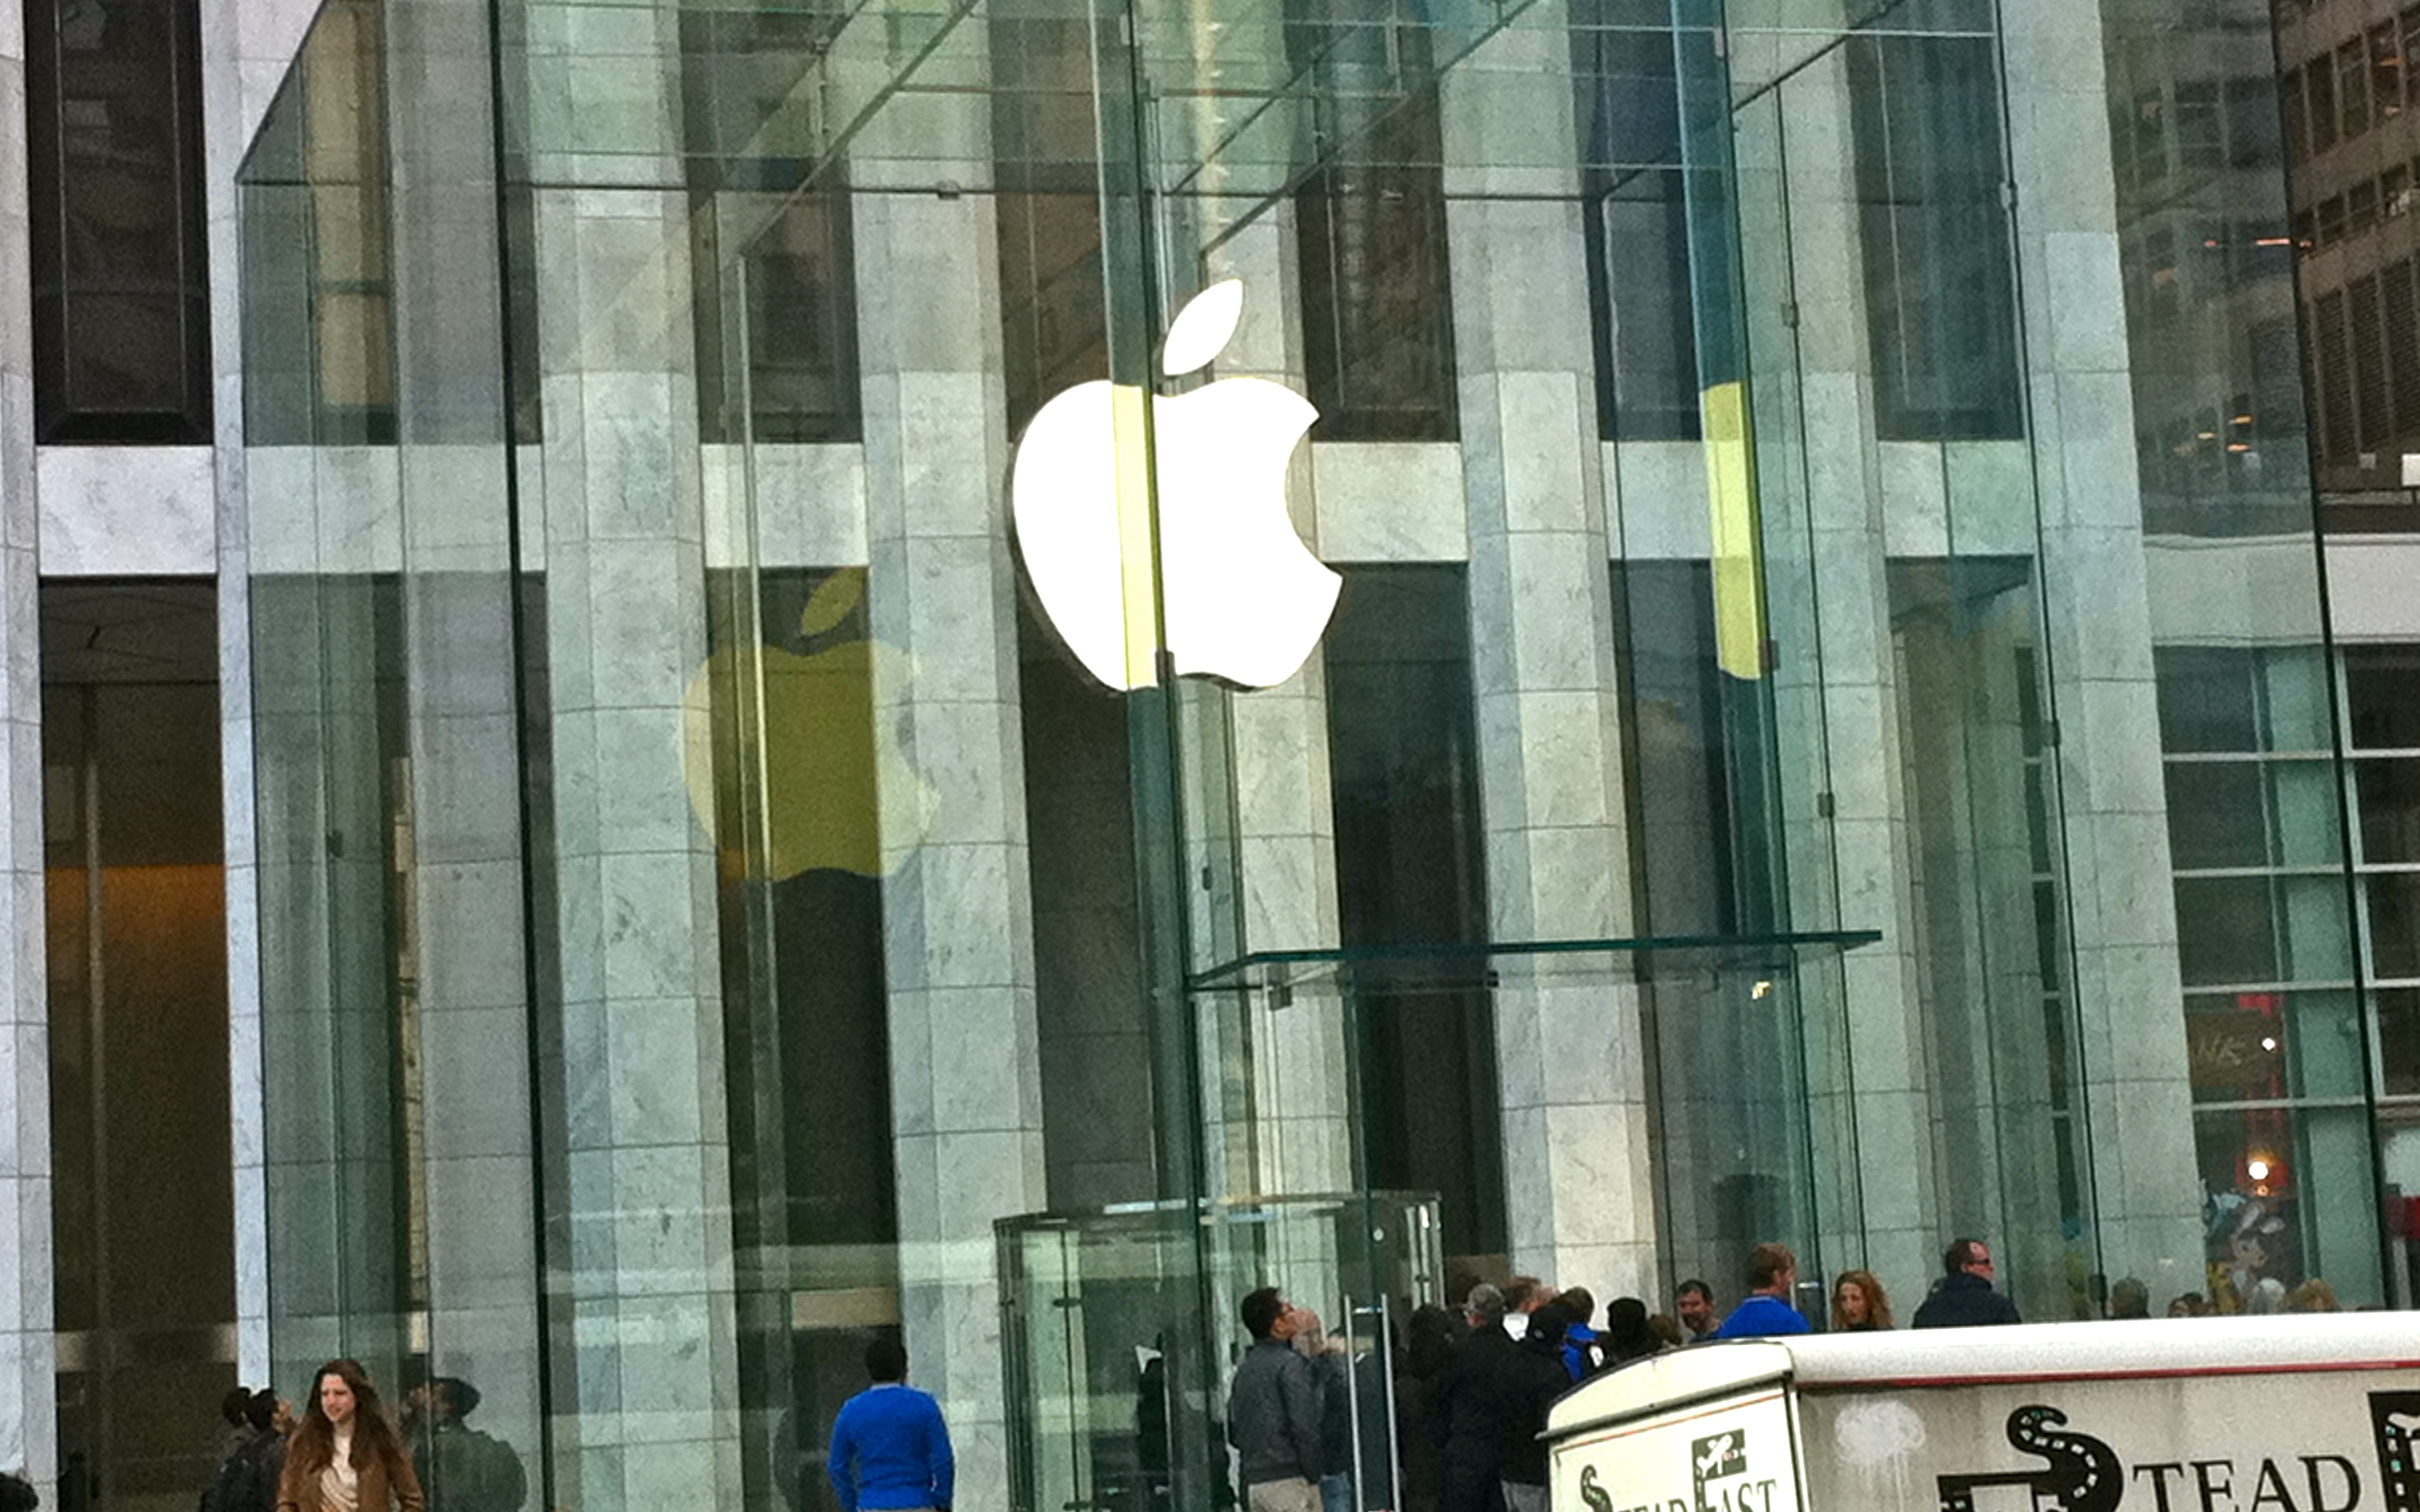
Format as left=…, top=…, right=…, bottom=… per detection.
left=1912, top=1238, right=2023, bottom=1328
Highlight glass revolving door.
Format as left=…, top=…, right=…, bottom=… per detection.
left=999, top=1192, right=1445, bottom=1512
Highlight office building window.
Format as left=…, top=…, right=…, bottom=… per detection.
left=2310, top=49, right=2339, bottom=155
left=2339, top=38, right=2372, bottom=142
left=26, top=0, right=213, bottom=442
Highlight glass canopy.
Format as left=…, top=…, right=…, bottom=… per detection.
left=1187, top=930, right=1884, bottom=995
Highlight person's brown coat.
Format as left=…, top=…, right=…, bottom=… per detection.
left=274, top=1446, right=425, bottom=1512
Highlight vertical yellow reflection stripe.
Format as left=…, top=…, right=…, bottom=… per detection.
left=1110, top=383, right=1162, bottom=689
left=1702, top=380, right=1766, bottom=681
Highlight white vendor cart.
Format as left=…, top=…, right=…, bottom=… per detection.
left=1545, top=1313, right=2420, bottom=1512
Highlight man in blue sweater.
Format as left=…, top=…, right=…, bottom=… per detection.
left=1711, top=1243, right=1811, bottom=1338
left=828, top=1337, right=954, bottom=1512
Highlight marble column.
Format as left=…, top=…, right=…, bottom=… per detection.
left=0, top=1, right=52, bottom=1492
left=523, top=3, right=742, bottom=1505
left=850, top=54, right=1049, bottom=1512
left=1444, top=7, right=1657, bottom=1298
left=2004, top=0, right=2203, bottom=1299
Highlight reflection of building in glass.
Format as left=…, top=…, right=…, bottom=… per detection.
left=7, top=2, right=2420, bottom=1512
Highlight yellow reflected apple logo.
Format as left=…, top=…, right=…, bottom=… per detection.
left=680, top=569, right=934, bottom=879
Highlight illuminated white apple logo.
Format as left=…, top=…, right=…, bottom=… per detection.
left=1011, top=280, right=1341, bottom=691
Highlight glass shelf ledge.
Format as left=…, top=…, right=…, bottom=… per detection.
left=1185, top=929, right=1883, bottom=997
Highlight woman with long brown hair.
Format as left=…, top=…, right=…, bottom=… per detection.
left=276, top=1359, right=425, bottom=1512
left=1829, top=1270, right=1896, bottom=1332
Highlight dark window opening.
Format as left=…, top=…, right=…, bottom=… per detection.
left=683, top=11, right=863, bottom=444
left=1323, top=565, right=1503, bottom=1259
left=1289, top=0, right=1460, bottom=440
left=1574, top=0, right=1701, bottom=442
left=1847, top=32, right=2026, bottom=441
left=28, top=0, right=214, bottom=442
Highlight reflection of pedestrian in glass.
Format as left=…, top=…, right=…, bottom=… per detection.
left=1393, top=1303, right=1455, bottom=1512
left=1137, top=1342, right=1172, bottom=1512
left=827, top=1337, right=954, bottom=1512
left=2212, top=1200, right=2292, bottom=1314
left=404, top=1379, right=526, bottom=1512
left=213, top=1389, right=291, bottom=1512
left=275, top=1358, right=425, bottom=1512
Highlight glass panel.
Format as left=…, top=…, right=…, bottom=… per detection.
left=2382, top=987, right=2420, bottom=1095
left=2186, top=989, right=2365, bottom=1103
left=2372, top=872, right=2420, bottom=981
left=2195, top=1103, right=2383, bottom=1313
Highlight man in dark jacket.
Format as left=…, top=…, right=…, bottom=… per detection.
left=1491, top=1302, right=1577, bottom=1512
left=1229, top=1288, right=1324, bottom=1512
left=1426, top=1284, right=1517, bottom=1512
left=1911, top=1238, right=2023, bottom=1328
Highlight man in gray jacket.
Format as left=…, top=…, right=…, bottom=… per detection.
left=1228, top=1287, right=1324, bottom=1512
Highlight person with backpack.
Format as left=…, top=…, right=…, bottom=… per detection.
left=405, top=1379, right=526, bottom=1512
left=209, top=1389, right=290, bottom=1512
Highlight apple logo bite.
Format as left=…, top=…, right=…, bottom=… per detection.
left=1011, top=279, right=1341, bottom=692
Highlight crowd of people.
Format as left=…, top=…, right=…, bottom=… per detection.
left=1225, top=1233, right=2348, bottom=1512
left=182, top=1362, right=527, bottom=1512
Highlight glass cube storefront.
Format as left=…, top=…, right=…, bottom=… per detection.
left=234, top=0, right=2385, bottom=1509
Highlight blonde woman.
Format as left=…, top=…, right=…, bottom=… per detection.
left=1829, top=1270, right=1895, bottom=1332
left=276, top=1359, right=425, bottom=1512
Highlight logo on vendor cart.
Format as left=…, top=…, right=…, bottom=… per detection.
left=1935, top=1406, right=2122, bottom=1512
left=1694, top=1431, right=1749, bottom=1503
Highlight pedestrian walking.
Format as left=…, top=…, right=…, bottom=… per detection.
left=827, top=1337, right=955, bottom=1512
left=274, top=1358, right=425, bottom=1512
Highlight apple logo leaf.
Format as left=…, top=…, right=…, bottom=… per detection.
left=800, top=570, right=861, bottom=636
left=1161, top=279, right=1245, bottom=378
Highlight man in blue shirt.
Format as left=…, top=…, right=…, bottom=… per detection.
left=1711, top=1243, right=1811, bottom=1338
left=828, top=1337, right=955, bottom=1512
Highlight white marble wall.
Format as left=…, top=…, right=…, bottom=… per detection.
left=1444, top=3, right=1657, bottom=1300
left=2004, top=0, right=2203, bottom=1299
left=851, top=65, right=1049, bottom=1512
left=0, top=0, right=54, bottom=1493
